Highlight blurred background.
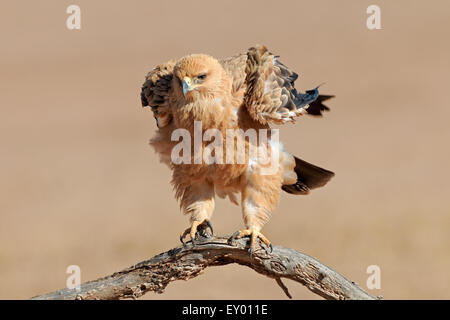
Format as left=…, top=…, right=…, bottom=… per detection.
left=1, top=0, right=449, bottom=299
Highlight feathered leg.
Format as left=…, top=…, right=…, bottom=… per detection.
left=178, top=182, right=215, bottom=244
left=228, top=167, right=282, bottom=258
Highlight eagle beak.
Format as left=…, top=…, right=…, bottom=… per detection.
left=182, top=77, right=193, bottom=97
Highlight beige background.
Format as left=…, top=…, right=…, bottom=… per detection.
left=1, top=0, right=449, bottom=299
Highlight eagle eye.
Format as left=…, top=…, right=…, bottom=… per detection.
left=197, top=73, right=207, bottom=81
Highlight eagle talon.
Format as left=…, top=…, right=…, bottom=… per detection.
left=206, top=220, right=214, bottom=236
left=179, top=219, right=214, bottom=244
left=227, top=231, right=240, bottom=245
left=264, top=243, right=273, bottom=254
left=229, top=228, right=272, bottom=258
left=198, top=220, right=214, bottom=238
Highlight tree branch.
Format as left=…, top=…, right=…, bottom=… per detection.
left=31, top=236, right=377, bottom=300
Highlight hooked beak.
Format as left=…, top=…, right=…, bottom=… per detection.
left=182, top=77, right=193, bottom=97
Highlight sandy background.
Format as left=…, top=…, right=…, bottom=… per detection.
left=1, top=0, right=449, bottom=299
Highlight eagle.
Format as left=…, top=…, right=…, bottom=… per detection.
left=141, top=45, right=334, bottom=256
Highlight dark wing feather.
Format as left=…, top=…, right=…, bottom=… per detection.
left=306, top=94, right=335, bottom=116
left=140, top=60, right=175, bottom=128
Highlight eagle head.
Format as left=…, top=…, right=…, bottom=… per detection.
left=173, top=54, right=229, bottom=102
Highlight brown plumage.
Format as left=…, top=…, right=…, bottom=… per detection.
left=141, top=45, right=334, bottom=255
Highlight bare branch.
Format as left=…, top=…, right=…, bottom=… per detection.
left=31, top=236, right=377, bottom=300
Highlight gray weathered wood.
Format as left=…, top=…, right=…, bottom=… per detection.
left=31, top=236, right=377, bottom=300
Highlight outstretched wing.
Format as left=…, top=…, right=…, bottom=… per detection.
left=223, top=45, right=332, bottom=125
left=140, top=60, right=176, bottom=128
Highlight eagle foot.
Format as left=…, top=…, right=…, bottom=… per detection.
left=227, top=228, right=273, bottom=259
left=179, top=219, right=214, bottom=245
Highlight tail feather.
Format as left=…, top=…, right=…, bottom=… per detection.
left=282, top=156, right=334, bottom=195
